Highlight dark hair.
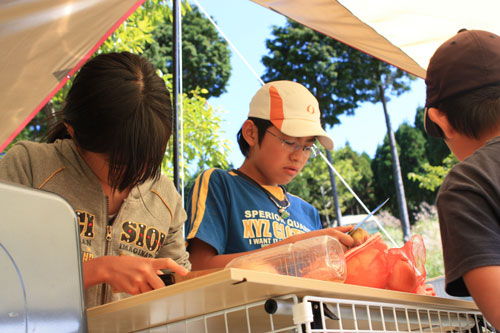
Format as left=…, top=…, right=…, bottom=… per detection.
left=237, top=117, right=273, bottom=156
left=46, top=52, right=172, bottom=192
left=435, top=84, right=500, bottom=139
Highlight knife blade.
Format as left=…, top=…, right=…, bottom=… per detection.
left=348, top=198, right=389, bottom=235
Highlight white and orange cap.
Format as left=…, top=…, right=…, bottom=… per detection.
left=249, top=80, right=334, bottom=150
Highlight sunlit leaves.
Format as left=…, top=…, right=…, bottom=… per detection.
left=408, top=154, right=458, bottom=192
left=161, top=85, right=231, bottom=179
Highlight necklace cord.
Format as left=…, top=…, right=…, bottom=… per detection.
left=232, top=169, right=290, bottom=211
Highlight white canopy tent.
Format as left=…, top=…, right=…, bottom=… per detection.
left=0, top=0, right=144, bottom=152
left=2, top=0, right=500, bottom=154
left=251, top=0, right=500, bottom=79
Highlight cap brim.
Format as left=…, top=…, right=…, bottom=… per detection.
left=276, top=119, right=334, bottom=150
left=424, top=107, right=444, bottom=138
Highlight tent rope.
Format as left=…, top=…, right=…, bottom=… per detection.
left=193, top=0, right=265, bottom=86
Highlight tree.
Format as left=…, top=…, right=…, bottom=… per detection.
left=372, top=67, right=414, bottom=242
left=334, top=145, right=376, bottom=214
left=408, top=107, right=457, bottom=192
left=414, top=107, right=451, bottom=166
left=162, top=86, right=231, bottom=179
left=374, top=123, right=437, bottom=220
left=287, top=144, right=375, bottom=227
left=99, top=0, right=193, bottom=54
left=372, top=121, right=440, bottom=222
left=396, top=124, right=433, bottom=213
left=408, top=155, right=458, bottom=192
left=261, top=20, right=415, bottom=240
left=262, top=21, right=375, bottom=125
left=143, top=6, right=231, bottom=98
left=286, top=154, right=333, bottom=227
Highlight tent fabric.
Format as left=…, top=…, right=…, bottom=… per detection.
left=3, top=0, right=500, bottom=153
left=251, top=0, right=500, bottom=79
left=0, top=0, right=144, bottom=152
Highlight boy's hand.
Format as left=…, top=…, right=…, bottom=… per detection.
left=322, top=226, right=356, bottom=251
left=321, top=226, right=370, bottom=251
left=349, top=227, right=371, bottom=247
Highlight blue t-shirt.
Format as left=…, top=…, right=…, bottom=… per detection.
left=185, top=168, right=322, bottom=255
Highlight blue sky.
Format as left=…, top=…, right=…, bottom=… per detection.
left=192, top=0, right=427, bottom=167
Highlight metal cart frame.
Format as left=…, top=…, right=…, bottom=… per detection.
left=87, top=269, right=491, bottom=333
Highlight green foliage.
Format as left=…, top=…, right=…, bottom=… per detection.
left=372, top=122, right=436, bottom=222
left=161, top=85, right=231, bottom=179
left=408, top=154, right=458, bottom=192
left=287, top=145, right=375, bottom=224
left=286, top=150, right=334, bottom=221
left=5, top=105, right=53, bottom=150
left=143, top=6, right=231, bottom=98
left=409, top=108, right=458, bottom=192
left=262, top=20, right=414, bottom=128
left=414, top=107, right=450, bottom=165
left=371, top=135, right=397, bottom=212
left=99, top=0, right=191, bottom=54
left=396, top=124, right=436, bottom=216
left=333, top=146, right=376, bottom=214
left=262, top=20, right=370, bottom=126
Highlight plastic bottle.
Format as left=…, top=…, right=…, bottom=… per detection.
left=225, top=235, right=346, bottom=283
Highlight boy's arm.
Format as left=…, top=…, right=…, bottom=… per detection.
left=189, top=226, right=357, bottom=270
left=464, top=266, right=500, bottom=330
left=188, top=238, right=245, bottom=270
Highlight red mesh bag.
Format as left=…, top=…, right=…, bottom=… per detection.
left=345, top=233, right=433, bottom=294
left=344, top=233, right=389, bottom=288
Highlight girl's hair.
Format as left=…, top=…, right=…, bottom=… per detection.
left=236, top=117, right=273, bottom=156
left=46, top=52, right=172, bottom=192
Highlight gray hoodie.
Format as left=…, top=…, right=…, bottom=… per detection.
left=0, top=139, right=191, bottom=308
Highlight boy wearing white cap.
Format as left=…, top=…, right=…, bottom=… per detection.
left=185, top=81, right=356, bottom=270
left=424, top=29, right=500, bottom=328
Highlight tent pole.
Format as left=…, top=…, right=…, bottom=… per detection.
left=172, top=0, right=182, bottom=192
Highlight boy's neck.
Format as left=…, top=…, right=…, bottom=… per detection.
left=238, top=161, right=277, bottom=187
left=452, top=129, right=500, bottom=161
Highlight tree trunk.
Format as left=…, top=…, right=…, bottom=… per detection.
left=325, top=149, right=342, bottom=226
left=378, top=83, right=411, bottom=242
left=319, top=185, right=331, bottom=227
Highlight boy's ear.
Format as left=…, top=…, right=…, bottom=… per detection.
left=241, top=119, right=258, bottom=147
left=427, top=107, right=456, bottom=139
left=64, top=123, right=75, bottom=138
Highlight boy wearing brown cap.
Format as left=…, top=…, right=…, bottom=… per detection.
left=425, top=29, right=500, bottom=328
left=185, top=81, right=356, bottom=270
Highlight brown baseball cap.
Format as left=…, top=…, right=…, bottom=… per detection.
left=424, top=29, right=500, bottom=137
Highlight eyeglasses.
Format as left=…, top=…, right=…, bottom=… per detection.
left=266, top=130, right=317, bottom=158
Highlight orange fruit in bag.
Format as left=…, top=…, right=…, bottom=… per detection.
left=345, top=233, right=389, bottom=288
left=387, top=258, right=417, bottom=292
